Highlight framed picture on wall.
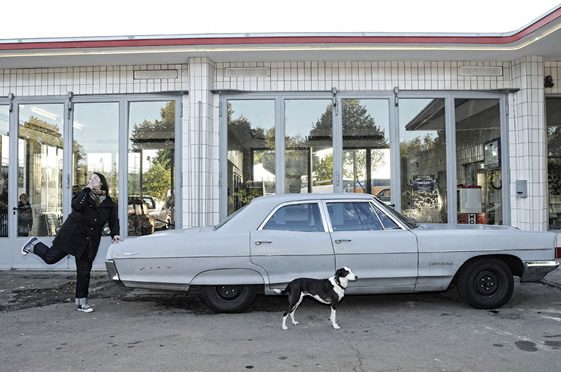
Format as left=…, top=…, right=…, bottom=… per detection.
left=484, top=138, right=500, bottom=169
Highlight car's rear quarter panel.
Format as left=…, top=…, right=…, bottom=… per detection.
left=112, top=230, right=260, bottom=289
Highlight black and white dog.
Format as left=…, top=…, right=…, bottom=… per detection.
left=275, top=267, right=358, bottom=330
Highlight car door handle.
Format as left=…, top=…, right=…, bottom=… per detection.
left=254, top=240, right=272, bottom=246
left=334, top=239, right=352, bottom=244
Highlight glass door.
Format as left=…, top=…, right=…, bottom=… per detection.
left=0, top=105, right=9, bottom=267
left=13, top=103, right=66, bottom=268
left=72, top=102, right=119, bottom=265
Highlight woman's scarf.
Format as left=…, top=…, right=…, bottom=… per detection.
left=89, top=189, right=107, bottom=206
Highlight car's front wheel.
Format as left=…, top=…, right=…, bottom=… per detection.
left=457, top=258, right=514, bottom=309
left=201, top=285, right=257, bottom=313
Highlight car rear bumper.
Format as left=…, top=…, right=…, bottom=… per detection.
left=105, top=259, right=124, bottom=286
left=520, top=260, right=560, bottom=283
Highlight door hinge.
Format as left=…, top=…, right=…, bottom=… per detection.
left=8, top=93, right=14, bottom=112
left=393, top=86, right=399, bottom=107
left=331, top=87, right=338, bottom=115
left=67, top=91, right=74, bottom=120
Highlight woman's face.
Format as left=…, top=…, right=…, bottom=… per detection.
left=90, top=174, right=102, bottom=189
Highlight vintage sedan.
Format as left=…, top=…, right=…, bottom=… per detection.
left=106, top=194, right=560, bottom=313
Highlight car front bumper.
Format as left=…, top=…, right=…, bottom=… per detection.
left=520, top=260, right=560, bottom=283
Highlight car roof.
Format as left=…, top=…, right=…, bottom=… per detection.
left=252, top=193, right=374, bottom=203
left=217, top=193, right=377, bottom=232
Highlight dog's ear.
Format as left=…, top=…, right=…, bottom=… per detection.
left=335, top=267, right=348, bottom=277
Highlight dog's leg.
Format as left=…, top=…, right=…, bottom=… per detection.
left=282, top=314, right=289, bottom=330
left=330, top=306, right=340, bottom=330
left=289, top=293, right=304, bottom=326
left=282, top=292, right=303, bottom=330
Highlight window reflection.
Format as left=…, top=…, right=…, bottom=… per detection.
left=18, top=104, right=64, bottom=237
left=128, top=101, right=176, bottom=236
left=342, top=99, right=390, bottom=198
left=285, top=100, right=333, bottom=194
left=73, top=103, right=119, bottom=198
left=227, top=100, right=275, bottom=214
left=399, top=99, right=447, bottom=223
left=0, top=106, right=8, bottom=237
left=547, top=97, right=561, bottom=230
left=455, top=99, right=502, bottom=225
left=73, top=103, right=119, bottom=236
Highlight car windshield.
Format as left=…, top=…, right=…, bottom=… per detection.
left=214, top=205, right=247, bottom=230
left=379, top=203, right=420, bottom=229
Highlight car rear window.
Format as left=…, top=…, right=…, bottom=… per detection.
left=263, top=203, right=324, bottom=232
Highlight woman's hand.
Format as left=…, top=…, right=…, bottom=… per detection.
left=112, top=235, right=121, bottom=243
left=87, top=174, right=102, bottom=190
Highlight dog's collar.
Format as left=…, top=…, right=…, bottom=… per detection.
left=334, top=276, right=345, bottom=289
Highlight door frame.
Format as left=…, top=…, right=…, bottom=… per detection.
left=3, top=94, right=183, bottom=269
left=9, top=96, right=69, bottom=269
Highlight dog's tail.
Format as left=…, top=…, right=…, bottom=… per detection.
left=272, top=287, right=287, bottom=295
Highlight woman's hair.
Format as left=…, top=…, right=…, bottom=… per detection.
left=93, top=172, right=109, bottom=194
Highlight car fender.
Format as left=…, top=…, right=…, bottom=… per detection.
left=190, top=269, right=265, bottom=286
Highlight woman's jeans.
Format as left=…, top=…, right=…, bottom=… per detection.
left=33, top=242, right=94, bottom=299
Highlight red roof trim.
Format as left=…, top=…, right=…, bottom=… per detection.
left=0, top=7, right=560, bottom=51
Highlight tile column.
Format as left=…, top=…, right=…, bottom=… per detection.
left=509, top=56, right=547, bottom=230
left=183, top=57, right=220, bottom=227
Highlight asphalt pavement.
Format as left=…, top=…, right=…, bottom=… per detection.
left=1, top=267, right=561, bottom=371
left=2, top=266, right=561, bottom=312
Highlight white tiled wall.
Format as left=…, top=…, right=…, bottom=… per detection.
left=510, top=57, right=547, bottom=231
left=183, top=58, right=219, bottom=227
left=0, top=65, right=189, bottom=96
left=0, top=58, right=556, bottom=231
left=215, top=61, right=513, bottom=91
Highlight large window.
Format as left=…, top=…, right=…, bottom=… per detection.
left=399, top=99, right=447, bottom=223
left=285, top=100, right=333, bottom=194
left=227, top=100, right=275, bottom=214
left=73, top=103, right=119, bottom=199
left=128, top=101, right=176, bottom=236
left=547, top=97, right=561, bottom=230
left=222, top=94, right=506, bottom=225
left=342, top=99, right=390, bottom=198
left=455, top=99, right=502, bottom=225
left=18, top=104, right=64, bottom=237
left=0, top=106, right=8, bottom=237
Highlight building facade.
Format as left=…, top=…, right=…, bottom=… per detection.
left=1, top=7, right=561, bottom=269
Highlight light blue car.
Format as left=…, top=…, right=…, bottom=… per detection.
left=106, top=194, right=560, bottom=313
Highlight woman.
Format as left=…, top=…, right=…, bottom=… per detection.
left=21, top=173, right=121, bottom=313
left=17, top=193, right=33, bottom=236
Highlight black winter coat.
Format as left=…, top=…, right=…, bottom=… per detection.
left=52, top=187, right=119, bottom=260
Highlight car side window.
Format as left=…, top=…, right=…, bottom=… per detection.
left=373, top=204, right=401, bottom=230
left=327, top=202, right=384, bottom=231
left=263, top=203, right=324, bottom=232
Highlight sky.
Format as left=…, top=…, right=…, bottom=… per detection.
left=2, top=0, right=560, bottom=40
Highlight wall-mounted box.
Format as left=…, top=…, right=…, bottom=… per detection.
left=516, top=180, right=528, bottom=198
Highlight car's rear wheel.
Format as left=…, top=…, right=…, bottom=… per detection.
left=201, top=285, right=257, bottom=313
left=457, top=258, right=514, bottom=309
